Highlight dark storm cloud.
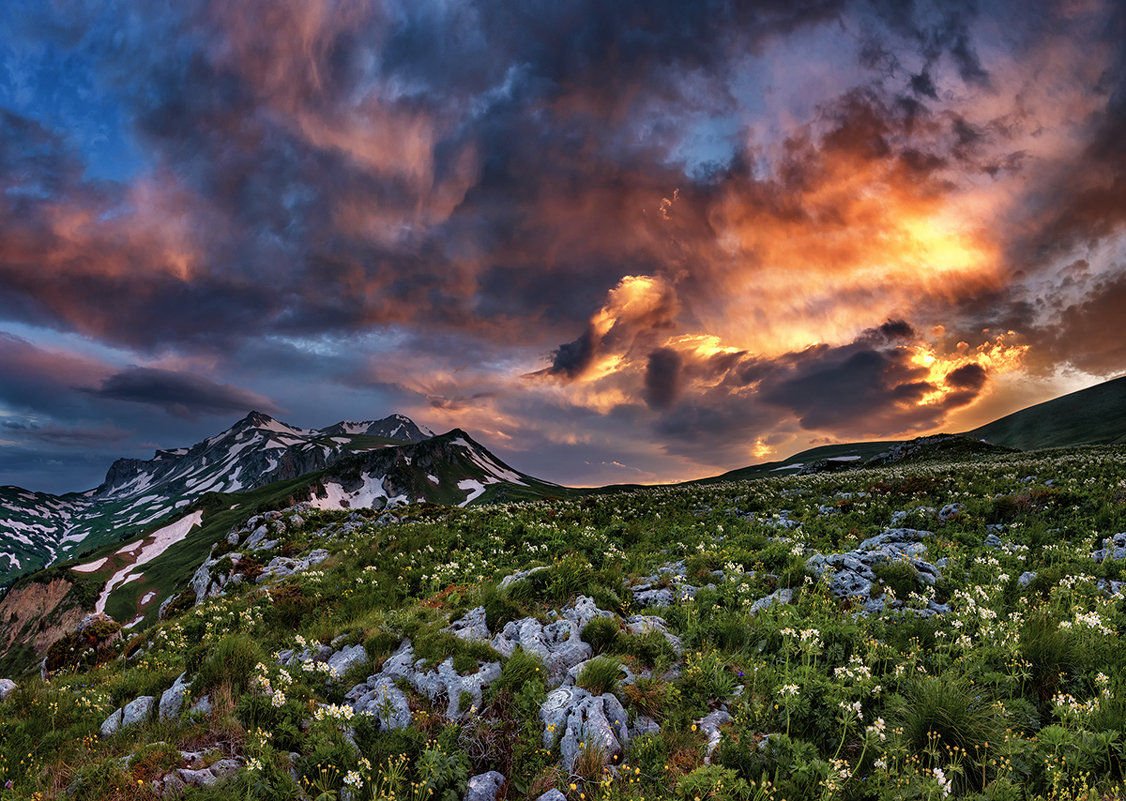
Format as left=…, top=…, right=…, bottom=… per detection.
left=0, top=420, right=130, bottom=447
left=643, top=348, right=682, bottom=409
left=89, top=368, right=280, bottom=419
left=650, top=322, right=993, bottom=462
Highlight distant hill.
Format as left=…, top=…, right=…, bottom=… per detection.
left=966, top=375, right=1126, bottom=450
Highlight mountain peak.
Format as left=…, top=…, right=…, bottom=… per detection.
left=237, top=410, right=278, bottom=428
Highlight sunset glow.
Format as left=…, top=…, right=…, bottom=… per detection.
left=1, top=0, right=1124, bottom=491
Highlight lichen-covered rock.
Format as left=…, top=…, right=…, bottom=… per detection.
left=939, top=503, right=965, bottom=521
left=465, top=771, right=506, bottom=801
left=375, top=641, right=501, bottom=718
left=346, top=677, right=412, bottom=731
left=1092, top=533, right=1126, bottom=562
left=327, top=644, right=369, bottom=678
left=256, top=549, right=330, bottom=583
left=498, top=565, right=550, bottom=590
left=805, top=529, right=945, bottom=616
left=122, top=695, right=155, bottom=727
left=698, top=709, right=731, bottom=762
left=100, top=708, right=123, bottom=737
left=540, top=686, right=629, bottom=771
left=448, top=606, right=491, bottom=642
left=159, top=672, right=189, bottom=721
left=492, top=617, right=591, bottom=684
left=562, top=596, right=613, bottom=629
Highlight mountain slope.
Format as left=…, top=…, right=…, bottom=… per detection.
left=966, top=375, right=1126, bottom=450
left=0, top=412, right=435, bottom=584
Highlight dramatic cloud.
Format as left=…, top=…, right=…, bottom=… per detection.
left=90, top=368, right=281, bottom=419
left=1, top=0, right=1124, bottom=489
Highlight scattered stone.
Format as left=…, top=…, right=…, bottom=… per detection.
left=536, top=791, right=568, bottom=801
left=805, top=529, right=946, bottom=616
left=565, top=658, right=635, bottom=688
left=540, top=685, right=629, bottom=771
left=562, top=596, right=614, bottom=629
left=1019, top=571, right=1037, bottom=588
left=256, top=549, right=330, bottom=583
left=466, top=771, right=506, bottom=801
left=327, top=644, right=369, bottom=678
left=633, top=716, right=661, bottom=736
left=189, top=695, right=212, bottom=716
left=493, top=617, right=592, bottom=684
left=938, top=503, right=965, bottom=521
left=1092, top=533, right=1126, bottom=562
left=749, top=588, right=792, bottom=615
left=498, top=565, right=550, bottom=590
left=159, top=672, right=189, bottom=721
left=376, top=641, right=501, bottom=719
left=0, top=678, right=16, bottom=701
left=984, top=533, right=1005, bottom=549
left=447, top=606, right=491, bottom=642
left=624, top=615, right=682, bottom=653
left=100, top=708, right=123, bottom=737
left=699, top=709, right=731, bottom=762
left=122, top=695, right=155, bottom=727
left=346, top=676, right=412, bottom=731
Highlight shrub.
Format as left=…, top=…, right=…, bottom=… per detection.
left=889, top=674, right=1007, bottom=792
left=577, top=656, right=623, bottom=695
left=192, top=633, right=266, bottom=697
left=675, top=764, right=751, bottom=801
left=582, top=616, right=620, bottom=653
left=490, top=646, right=546, bottom=698
left=1020, top=610, right=1082, bottom=701
left=873, top=559, right=922, bottom=598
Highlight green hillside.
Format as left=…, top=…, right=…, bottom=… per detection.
left=967, top=375, right=1126, bottom=450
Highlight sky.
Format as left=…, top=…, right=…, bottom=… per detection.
left=1, top=0, right=1125, bottom=494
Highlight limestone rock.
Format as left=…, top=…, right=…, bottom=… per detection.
left=0, top=678, right=16, bottom=701
left=159, top=672, right=189, bottom=721
left=493, top=617, right=591, bottom=684
left=122, top=695, right=155, bottom=727
left=540, top=686, right=629, bottom=771
left=448, top=607, right=491, bottom=642
left=327, top=644, right=369, bottom=679
left=465, top=771, right=505, bottom=801
left=100, top=708, right=123, bottom=737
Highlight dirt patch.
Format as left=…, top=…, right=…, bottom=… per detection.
left=0, top=578, right=87, bottom=655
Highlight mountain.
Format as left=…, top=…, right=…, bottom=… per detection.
left=0, top=412, right=442, bottom=584
left=966, top=375, right=1126, bottom=450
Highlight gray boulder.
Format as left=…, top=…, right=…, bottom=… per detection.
left=540, top=685, right=629, bottom=771
left=256, top=549, right=330, bottom=583
left=465, top=771, right=505, bottom=801
left=448, top=607, right=491, bottom=642
left=493, top=617, right=591, bottom=684
left=100, top=708, right=123, bottom=737
left=327, top=645, right=369, bottom=679
left=159, top=672, right=189, bottom=721
left=122, top=695, right=155, bottom=727
left=699, top=709, right=731, bottom=762
left=562, top=596, right=613, bottom=629
left=749, top=588, right=792, bottom=615
left=1019, top=571, right=1037, bottom=588
left=347, top=677, right=412, bottom=731
left=1092, top=533, right=1126, bottom=562
left=499, top=565, right=550, bottom=590
left=0, top=678, right=16, bottom=701
left=939, top=503, right=965, bottom=521
left=536, top=791, right=568, bottom=801
left=189, top=695, right=212, bottom=716
left=377, top=641, right=501, bottom=719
